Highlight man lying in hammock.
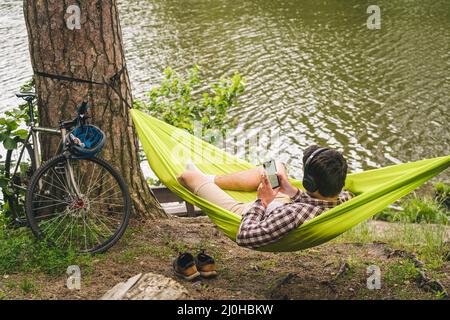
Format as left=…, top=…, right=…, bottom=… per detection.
left=177, top=145, right=353, bottom=249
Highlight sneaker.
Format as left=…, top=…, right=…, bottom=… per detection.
left=173, top=252, right=200, bottom=281
left=195, top=251, right=217, bottom=278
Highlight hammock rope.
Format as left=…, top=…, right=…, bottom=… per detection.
left=130, top=109, right=450, bottom=252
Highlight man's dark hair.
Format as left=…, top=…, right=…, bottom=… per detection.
left=303, top=145, right=348, bottom=197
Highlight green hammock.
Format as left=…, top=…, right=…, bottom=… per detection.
left=130, top=109, right=450, bottom=252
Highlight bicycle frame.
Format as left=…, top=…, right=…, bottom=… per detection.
left=9, top=99, right=82, bottom=198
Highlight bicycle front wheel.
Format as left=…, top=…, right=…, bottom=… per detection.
left=25, top=155, right=131, bottom=253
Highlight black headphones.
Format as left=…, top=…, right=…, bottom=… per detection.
left=302, top=147, right=329, bottom=193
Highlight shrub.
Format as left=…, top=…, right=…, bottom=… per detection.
left=375, top=196, right=448, bottom=225
left=398, top=197, right=448, bottom=224
left=434, top=182, right=450, bottom=210
left=0, top=80, right=36, bottom=152
left=134, top=65, right=245, bottom=142
left=0, top=80, right=36, bottom=217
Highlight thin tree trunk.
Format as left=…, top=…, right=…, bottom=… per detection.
left=23, top=0, right=166, bottom=219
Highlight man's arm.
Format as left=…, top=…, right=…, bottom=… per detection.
left=236, top=200, right=313, bottom=249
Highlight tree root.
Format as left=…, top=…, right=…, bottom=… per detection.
left=267, top=272, right=296, bottom=299
left=387, top=248, right=448, bottom=299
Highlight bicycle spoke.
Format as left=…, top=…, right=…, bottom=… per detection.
left=50, top=167, right=71, bottom=193
left=39, top=210, right=68, bottom=228
left=33, top=192, right=68, bottom=203
left=28, top=156, right=129, bottom=253
left=32, top=198, right=68, bottom=204
left=89, top=200, right=124, bottom=208
left=36, top=210, right=68, bottom=222
left=38, top=174, right=70, bottom=196
left=89, top=212, right=114, bottom=236
left=83, top=215, right=104, bottom=246
left=90, top=188, right=124, bottom=203
left=85, top=165, right=103, bottom=197
left=43, top=210, right=71, bottom=240
left=32, top=202, right=69, bottom=211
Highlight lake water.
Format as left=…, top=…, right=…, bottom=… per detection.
left=1, top=0, right=449, bottom=177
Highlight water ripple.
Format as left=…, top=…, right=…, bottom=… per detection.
left=0, top=0, right=448, bottom=178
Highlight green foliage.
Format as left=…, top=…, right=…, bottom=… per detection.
left=435, top=290, right=447, bottom=299
left=134, top=65, right=245, bottom=142
left=385, top=259, right=420, bottom=286
left=396, top=197, right=448, bottom=224
left=434, top=182, right=450, bottom=209
left=374, top=195, right=449, bottom=225
left=0, top=80, right=36, bottom=152
left=373, top=207, right=395, bottom=222
left=0, top=215, right=92, bottom=275
left=435, top=182, right=450, bottom=197
left=147, top=177, right=163, bottom=187
left=1, top=80, right=36, bottom=215
left=19, top=277, right=37, bottom=294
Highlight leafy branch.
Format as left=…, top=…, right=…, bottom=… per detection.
left=134, top=65, right=245, bottom=142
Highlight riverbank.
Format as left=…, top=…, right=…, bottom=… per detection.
left=1, top=216, right=448, bottom=300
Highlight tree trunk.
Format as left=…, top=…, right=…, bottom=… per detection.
left=23, top=0, right=165, bottom=219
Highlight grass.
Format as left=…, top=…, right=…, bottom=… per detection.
left=375, top=196, right=449, bottom=225
left=337, top=220, right=449, bottom=270
left=0, top=276, right=40, bottom=299
left=338, top=220, right=373, bottom=245
left=337, top=183, right=450, bottom=271
left=384, top=259, right=420, bottom=287
left=19, top=277, right=37, bottom=294
left=375, top=183, right=450, bottom=225
left=435, top=182, right=450, bottom=209
left=0, top=214, right=93, bottom=276
left=0, top=180, right=448, bottom=299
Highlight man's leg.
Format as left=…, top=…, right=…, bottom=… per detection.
left=214, top=167, right=263, bottom=191
left=178, top=170, right=253, bottom=215
left=214, top=162, right=287, bottom=191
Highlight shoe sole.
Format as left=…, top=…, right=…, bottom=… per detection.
left=199, top=270, right=218, bottom=278
left=174, top=270, right=201, bottom=281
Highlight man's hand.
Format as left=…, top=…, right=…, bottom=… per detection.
left=276, top=170, right=299, bottom=198
left=257, top=174, right=279, bottom=208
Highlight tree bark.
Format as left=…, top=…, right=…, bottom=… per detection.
left=23, top=0, right=165, bottom=219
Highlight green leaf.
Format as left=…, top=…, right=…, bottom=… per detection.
left=3, top=137, right=17, bottom=150
left=0, top=177, right=8, bottom=188
left=6, top=121, right=19, bottom=131
left=12, top=129, right=29, bottom=140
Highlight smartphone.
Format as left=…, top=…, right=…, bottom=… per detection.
left=263, top=160, right=280, bottom=189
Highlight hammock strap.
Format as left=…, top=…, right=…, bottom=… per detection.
left=34, top=65, right=133, bottom=109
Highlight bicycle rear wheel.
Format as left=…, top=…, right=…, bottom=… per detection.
left=2, top=140, right=36, bottom=225
left=25, top=154, right=131, bottom=253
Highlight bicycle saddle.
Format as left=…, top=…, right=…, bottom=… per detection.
left=16, top=92, right=36, bottom=100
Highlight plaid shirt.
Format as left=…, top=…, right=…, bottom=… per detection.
left=236, top=189, right=353, bottom=249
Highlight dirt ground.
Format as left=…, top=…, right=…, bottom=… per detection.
left=1, top=216, right=449, bottom=300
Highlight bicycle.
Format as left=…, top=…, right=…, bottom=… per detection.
left=2, top=92, right=131, bottom=254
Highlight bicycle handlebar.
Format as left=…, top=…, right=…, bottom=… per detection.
left=59, top=101, right=92, bottom=130
left=77, top=101, right=89, bottom=115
